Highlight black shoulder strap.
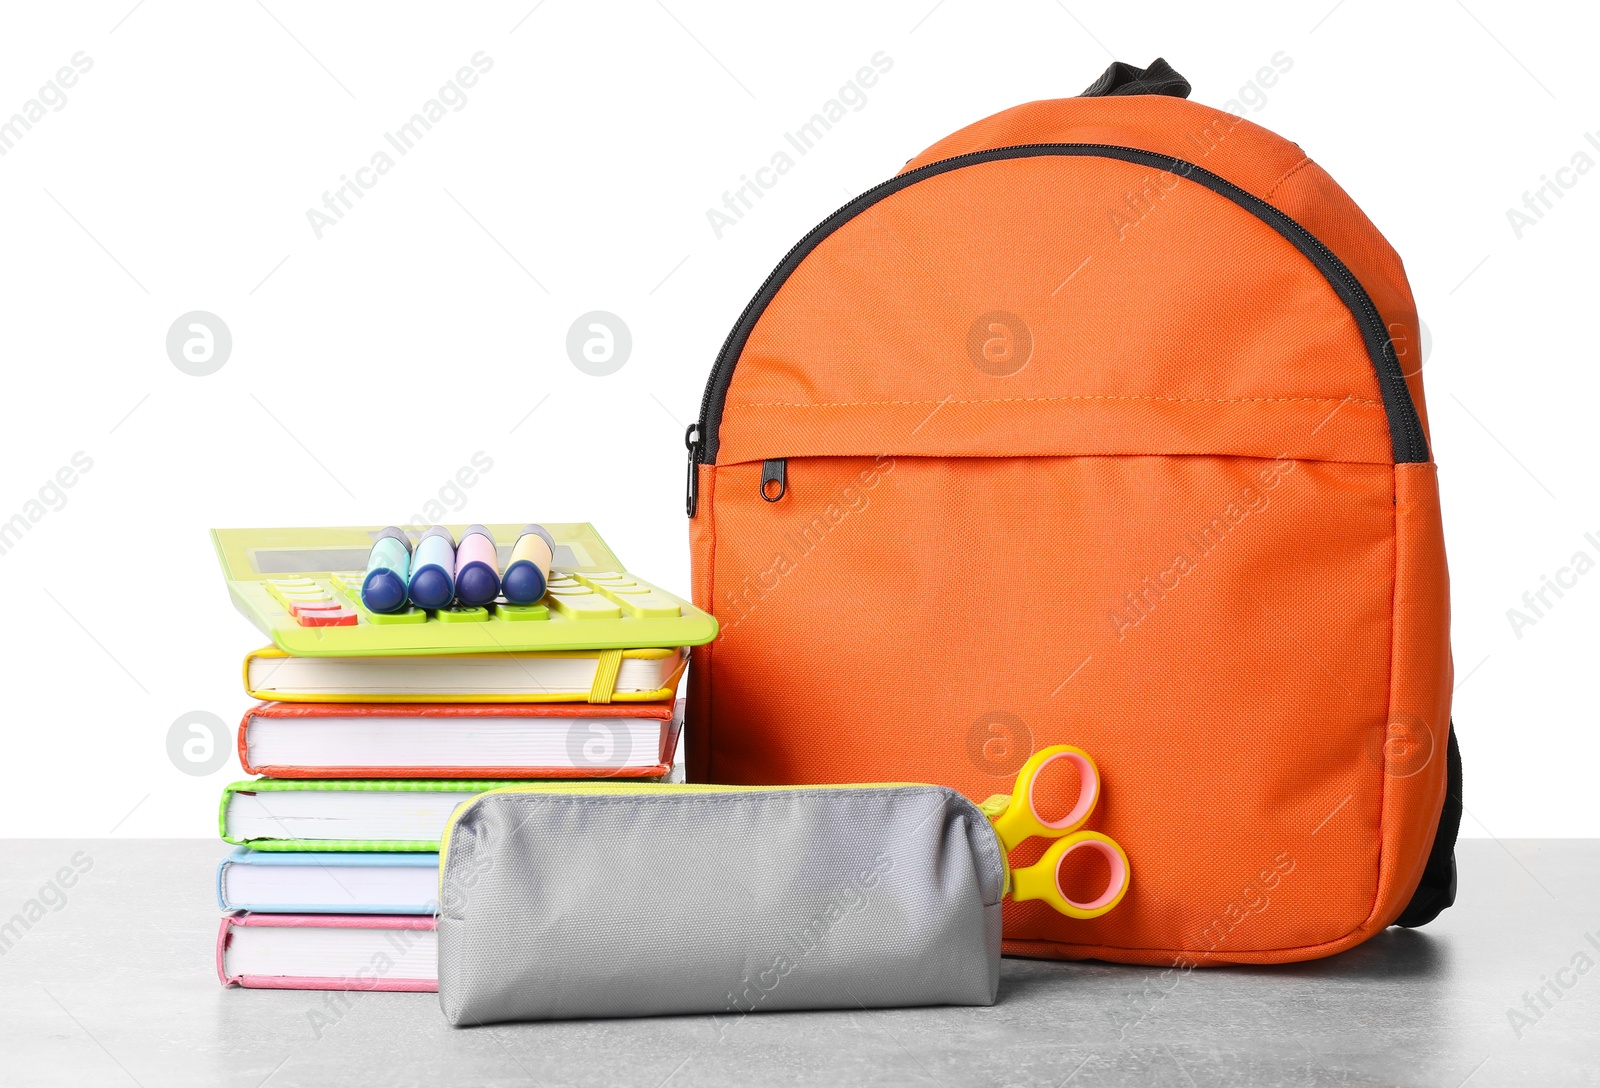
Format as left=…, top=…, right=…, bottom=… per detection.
left=1394, top=722, right=1462, bottom=927
left=1079, top=58, right=1191, bottom=99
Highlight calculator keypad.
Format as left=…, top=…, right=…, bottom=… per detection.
left=268, top=569, right=681, bottom=627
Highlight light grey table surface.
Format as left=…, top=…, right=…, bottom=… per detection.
left=0, top=838, right=1594, bottom=1087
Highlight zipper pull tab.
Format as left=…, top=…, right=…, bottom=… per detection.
left=760, top=459, right=787, bottom=502
left=685, top=423, right=701, bottom=517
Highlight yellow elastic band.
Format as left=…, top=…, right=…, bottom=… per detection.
left=588, top=649, right=623, bottom=703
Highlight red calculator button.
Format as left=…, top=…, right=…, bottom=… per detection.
left=296, top=607, right=356, bottom=626
left=289, top=599, right=340, bottom=617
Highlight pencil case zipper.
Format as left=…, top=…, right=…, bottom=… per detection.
left=438, top=780, right=924, bottom=862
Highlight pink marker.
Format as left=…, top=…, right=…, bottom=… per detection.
left=454, top=525, right=500, bottom=607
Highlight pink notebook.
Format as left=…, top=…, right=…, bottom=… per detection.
left=217, top=912, right=437, bottom=992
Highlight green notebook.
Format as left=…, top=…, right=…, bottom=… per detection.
left=218, top=779, right=511, bottom=852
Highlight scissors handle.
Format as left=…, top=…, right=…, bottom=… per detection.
left=989, top=745, right=1101, bottom=853
left=1009, top=831, right=1130, bottom=920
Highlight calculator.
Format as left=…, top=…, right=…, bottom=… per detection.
left=211, top=524, right=718, bottom=656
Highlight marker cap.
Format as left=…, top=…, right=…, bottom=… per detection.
left=361, top=568, right=409, bottom=613
left=362, top=528, right=414, bottom=613
left=409, top=525, right=457, bottom=609
left=503, top=523, right=555, bottom=604
left=456, top=525, right=500, bottom=607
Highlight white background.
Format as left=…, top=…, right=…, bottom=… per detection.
left=0, top=1, right=1593, bottom=839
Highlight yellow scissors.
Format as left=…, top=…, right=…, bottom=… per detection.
left=979, top=745, right=1131, bottom=919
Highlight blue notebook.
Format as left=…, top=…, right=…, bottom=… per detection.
left=216, top=848, right=439, bottom=914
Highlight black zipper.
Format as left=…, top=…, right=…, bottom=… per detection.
left=688, top=142, right=1428, bottom=515
left=759, top=458, right=787, bottom=502
left=683, top=423, right=700, bottom=517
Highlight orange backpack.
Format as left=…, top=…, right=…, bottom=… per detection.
left=684, top=59, right=1459, bottom=966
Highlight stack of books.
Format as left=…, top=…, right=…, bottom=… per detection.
left=214, top=555, right=689, bottom=994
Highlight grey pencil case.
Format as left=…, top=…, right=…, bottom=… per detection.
left=436, top=782, right=1005, bottom=1025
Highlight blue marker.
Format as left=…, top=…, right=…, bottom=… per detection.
left=455, top=524, right=500, bottom=607
left=408, top=525, right=457, bottom=609
left=502, top=524, right=555, bottom=604
left=361, top=526, right=413, bottom=613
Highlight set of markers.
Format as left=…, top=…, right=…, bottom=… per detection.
left=362, top=524, right=555, bottom=613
